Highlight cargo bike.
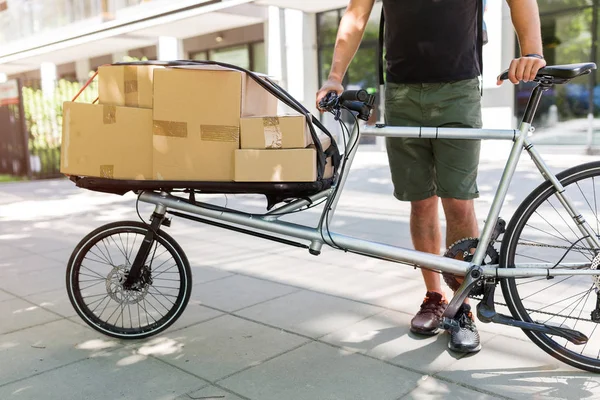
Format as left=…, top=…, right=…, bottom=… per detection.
left=67, top=60, right=600, bottom=373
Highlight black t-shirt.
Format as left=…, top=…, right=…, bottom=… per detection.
left=382, top=0, right=483, bottom=83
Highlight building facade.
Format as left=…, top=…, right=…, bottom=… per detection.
left=0, top=0, right=598, bottom=147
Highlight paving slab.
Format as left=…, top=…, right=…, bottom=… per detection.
left=236, top=290, right=385, bottom=339
left=24, top=288, right=78, bottom=318
left=321, top=309, right=463, bottom=374
left=128, top=314, right=310, bottom=381
left=0, top=289, right=15, bottom=303
left=436, top=334, right=598, bottom=400
left=0, top=319, right=121, bottom=386
left=218, top=341, right=422, bottom=400
left=190, top=274, right=299, bottom=312
left=189, top=265, right=235, bottom=285
left=178, top=385, right=247, bottom=400
left=0, top=244, right=32, bottom=261
left=401, top=376, right=503, bottom=400
left=0, top=345, right=205, bottom=400
left=0, top=298, right=61, bottom=335
left=0, top=253, right=65, bottom=275
left=0, top=263, right=66, bottom=297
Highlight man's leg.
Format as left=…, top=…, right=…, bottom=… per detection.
left=411, top=196, right=444, bottom=296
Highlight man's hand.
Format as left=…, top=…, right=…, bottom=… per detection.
left=316, top=79, right=344, bottom=111
left=497, top=56, right=546, bottom=85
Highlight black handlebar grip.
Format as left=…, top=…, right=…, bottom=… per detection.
left=339, top=90, right=369, bottom=102
left=499, top=69, right=509, bottom=81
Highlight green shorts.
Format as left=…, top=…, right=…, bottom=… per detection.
left=384, top=78, right=483, bottom=202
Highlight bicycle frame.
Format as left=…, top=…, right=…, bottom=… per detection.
left=138, top=83, right=600, bottom=283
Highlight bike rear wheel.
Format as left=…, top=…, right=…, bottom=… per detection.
left=66, top=221, right=192, bottom=339
left=501, top=161, right=600, bottom=372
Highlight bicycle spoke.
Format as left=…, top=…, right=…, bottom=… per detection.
left=576, top=182, right=599, bottom=231
left=147, top=291, right=173, bottom=312
left=521, top=275, right=575, bottom=301
left=90, top=295, right=110, bottom=314
left=537, top=289, right=592, bottom=312
left=80, top=280, right=105, bottom=291
left=548, top=198, right=581, bottom=240
left=87, top=249, right=112, bottom=266
left=100, top=239, right=116, bottom=267
left=153, top=264, right=178, bottom=279
left=516, top=252, right=551, bottom=263
left=543, top=285, right=593, bottom=324
left=533, top=210, right=573, bottom=244
left=127, top=234, right=138, bottom=263
left=110, top=235, right=129, bottom=265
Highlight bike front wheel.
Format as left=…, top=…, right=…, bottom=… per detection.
left=501, top=161, right=600, bottom=373
left=66, top=221, right=192, bottom=339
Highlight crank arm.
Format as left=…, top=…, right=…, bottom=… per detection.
left=477, top=301, right=588, bottom=345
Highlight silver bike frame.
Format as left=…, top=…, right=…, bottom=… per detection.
left=138, top=120, right=600, bottom=280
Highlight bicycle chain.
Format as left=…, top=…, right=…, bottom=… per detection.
left=446, top=239, right=600, bottom=323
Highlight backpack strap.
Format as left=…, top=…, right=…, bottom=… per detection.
left=377, top=7, right=385, bottom=89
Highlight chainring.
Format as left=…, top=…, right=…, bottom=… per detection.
left=442, top=237, right=499, bottom=297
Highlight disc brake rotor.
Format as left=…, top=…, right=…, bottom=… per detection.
left=105, top=265, right=150, bottom=304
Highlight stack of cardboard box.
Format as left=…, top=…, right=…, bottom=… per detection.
left=60, top=64, right=333, bottom=183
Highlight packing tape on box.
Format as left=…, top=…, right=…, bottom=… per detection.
left=200, top=125, right=239, bottom=142
left=153, top=120, right=188, bottom=137
left=124, top=66, right=139, bottom=107
left=103, top=105, right=116, bottom=124
left=100, top=165, right=114, bottom=178
left=263, top=117, right=282, bottom=149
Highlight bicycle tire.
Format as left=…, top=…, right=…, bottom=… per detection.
left=66, top=221, right=192, bottom=339
left=501, top=160, right=600, bottom=373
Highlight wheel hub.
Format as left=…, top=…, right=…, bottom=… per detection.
left=106, top=264, right=151, bottom=304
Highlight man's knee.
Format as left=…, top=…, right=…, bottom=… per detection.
left=442, top=198, right=475, bottom=221
left=411, top=196, right=438, bottom=217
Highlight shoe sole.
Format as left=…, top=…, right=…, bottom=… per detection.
left=410, top=327, right=440, bottom=336
left=448, top=343, right=482, bottom=353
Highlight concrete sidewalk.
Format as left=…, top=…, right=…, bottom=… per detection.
left=1, top=145, right=600, bottom=400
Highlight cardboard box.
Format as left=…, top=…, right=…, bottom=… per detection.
left=98, top=65, right=160, bottom=109
left=234, top=130, right=336, bottom=182
left=60, top=102, right=153, bottom=179
left=234, top=148, right=317, bottom=182
left=152, top=66, right=278, bottom=181
left=240, top=114, right=312, bottom=149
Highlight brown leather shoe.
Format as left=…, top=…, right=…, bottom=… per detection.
left=410, top=291, right=448, bottom=336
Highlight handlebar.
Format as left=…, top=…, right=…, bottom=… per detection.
left=339, top=90, right=369, bottom=102
left=319, top=90, right=376, bottom=121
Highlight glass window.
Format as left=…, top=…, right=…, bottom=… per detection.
left=518, top=8, right=595, bottom=145
left=317, top=10, right=339, bottom=46
left=252, top=42, right=266, bottom=73
left=191, top=51, right=207, bottom=61
left=209, top=45, right=250, bottom=69
left=538, top=0, right=592, bottom=15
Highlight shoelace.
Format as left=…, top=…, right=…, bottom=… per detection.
left=419, top=296, right=445, bottom=315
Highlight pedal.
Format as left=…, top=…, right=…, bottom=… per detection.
left=440, top=317, right=460, bottom=332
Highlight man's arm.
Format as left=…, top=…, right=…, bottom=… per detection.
left=316, top=0, right=376, bottom=108
left=499, top=0, right=546, bottom=85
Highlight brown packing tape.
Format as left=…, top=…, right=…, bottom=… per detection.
left=103, top=105, right=116, bottom=124
left=263, top=117, right=282, bottom=149
left=124, top=66, right=139, bottom=107
left=201, top=125, right=239, bottom=142
left=100, top=165, right=114, bottom=178
left=153, top=120, right=188, bottom=138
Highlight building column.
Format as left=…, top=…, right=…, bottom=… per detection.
left=40, top=62, right=57, bottom=98
left=75, top=59, right=91, bottom=81
left=157, top=36, right=184, bottom=61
